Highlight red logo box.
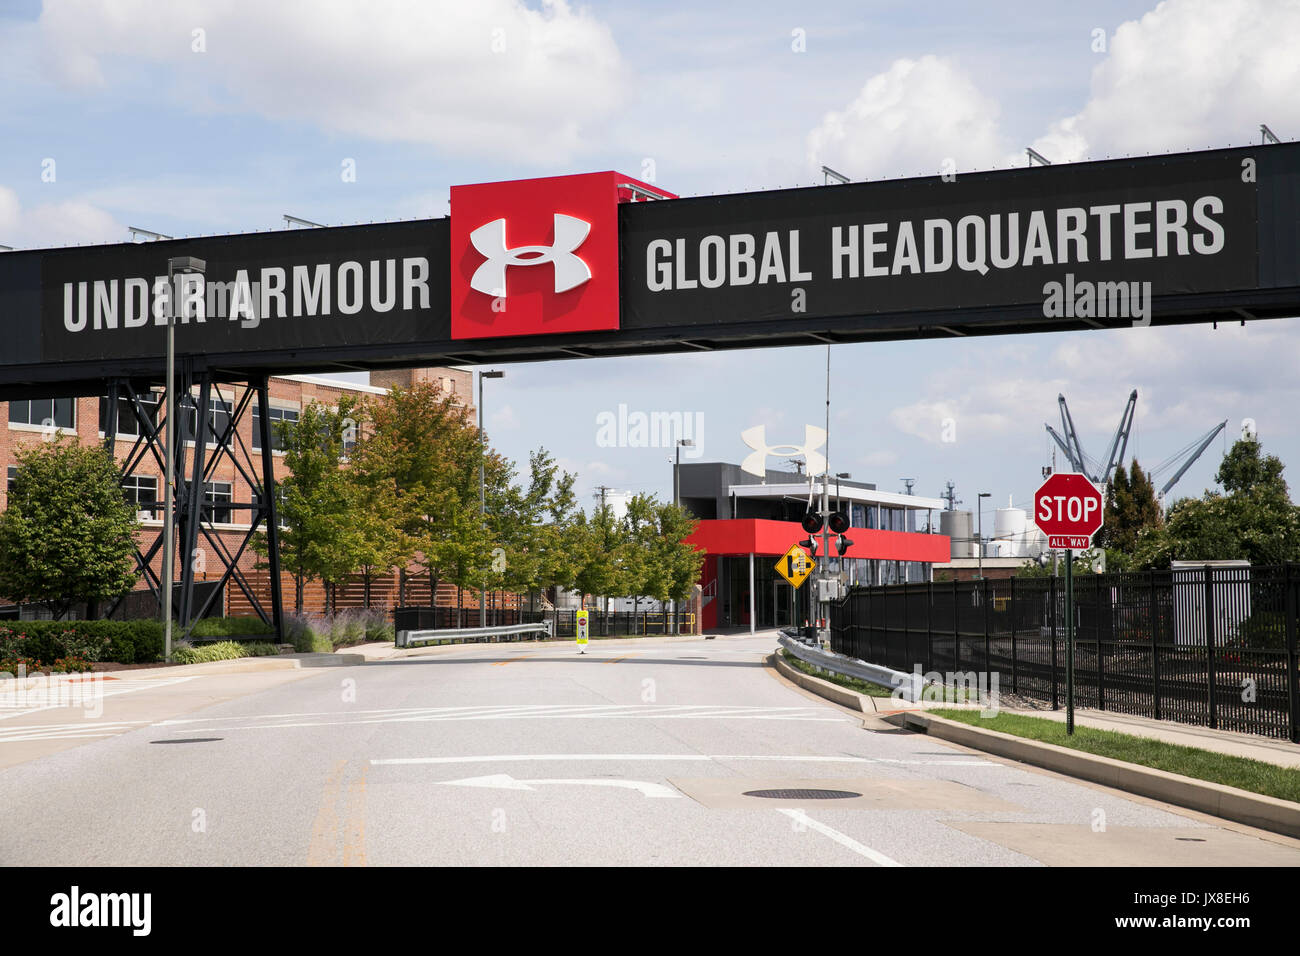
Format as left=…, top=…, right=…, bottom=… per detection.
left=450, top=171, right=670, bottom=340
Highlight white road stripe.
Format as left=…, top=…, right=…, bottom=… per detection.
left=777, top=809, right=904, bottom=867
left=370, top=753, right=1001, bottom=767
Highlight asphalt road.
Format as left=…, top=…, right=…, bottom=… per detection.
left=1, top=633, right=1298, bottom=866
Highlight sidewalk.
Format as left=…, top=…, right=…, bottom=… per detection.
left=994, top=705, right=1300, bottom=770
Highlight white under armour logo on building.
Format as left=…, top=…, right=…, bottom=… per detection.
left=740, top=424, right=827, bottom=477
left=469, top=214, right=593, bottom=296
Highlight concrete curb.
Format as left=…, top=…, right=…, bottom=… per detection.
left=891, top=709, right=1300, bottom=840
left=770, top=652, right=915, bottom=715
left=108, top=652, right=366, bottom=679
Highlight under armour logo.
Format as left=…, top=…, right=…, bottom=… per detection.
left=740, top=424, right=827, bottom=477
left=469, top=214, right=592, bottom=296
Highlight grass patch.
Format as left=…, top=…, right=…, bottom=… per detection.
left=170, top=640, right=281, bottom=665
left=929, top=708, right=1300, bottom=804
left=779, top=649, right=896, bottom=698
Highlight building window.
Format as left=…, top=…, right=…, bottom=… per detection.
left=252, top=405, right=299, bottom=452
left=122, top=475, right=158, bottom=510
left=9, top=397, right=75, bottom=430
left=202, top=481, right=233, bottom=524
left=5, top=465, right=15, bottom=496
left=99, top=392, right=161, bottom=437
left=250, top=483, right=288, bottom=518
left=180, top=399, right=233, bottom=445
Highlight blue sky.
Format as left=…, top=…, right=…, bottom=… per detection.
left=3, top=0, right=1299, bottom=524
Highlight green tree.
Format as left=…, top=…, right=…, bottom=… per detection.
left=1096, top=460, right=1163, bottom=569
left=572, top=500, right=631, bottom=624
left=350, top=382, right=510, bottom=619
left=494, top=449, right=580, bottom=604
left=0, top=438, right=138, bottom=618
left=259, top=398, right=366, bottom=613
left=1131, top=436, right=1300, bottom=569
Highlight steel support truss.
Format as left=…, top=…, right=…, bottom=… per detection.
left=102, top=369, right=284, bottom=639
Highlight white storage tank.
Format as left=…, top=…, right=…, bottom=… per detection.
left=993, top=505, right=1028, bottom=557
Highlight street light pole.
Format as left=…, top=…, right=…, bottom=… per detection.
left=478, top=370, right=504, bottom=628
left=162, top=256, right=205, bottom=661
left=672, top=438, right=694, bottom=634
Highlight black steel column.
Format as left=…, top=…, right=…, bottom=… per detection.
left=103, top=380, right=120, bottom=455
left=178, top=375, right=210, bottom=630
left=256, top=375, right=285, bottom=641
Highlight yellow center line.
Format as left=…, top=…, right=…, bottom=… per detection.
left=492, top=653, right=539, bottom=667
left=306, top=758, right=347, bottom=866
left=343, top=763, right=368, bottom=867
left=604, top=653, right=641, bottom=664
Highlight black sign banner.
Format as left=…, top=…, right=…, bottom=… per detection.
left=1, top=143, right=1298, bottom=396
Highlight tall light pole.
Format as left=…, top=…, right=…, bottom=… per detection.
left=976, top=491, right=991, bottom=580
left=671, top=439, right=694, bottom=632
left=478, top=370, right=504, bottom=628
left=163, top=256, right=205, bottom=660
left=673, top=438, right=694, bottom=505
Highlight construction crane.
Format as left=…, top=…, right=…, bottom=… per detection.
left=1044, top=390, right=1136, bottom=485
left=1151, top=420, right=1228, bottom=501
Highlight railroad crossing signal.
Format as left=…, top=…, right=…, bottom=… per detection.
left=776, top=544, right=815, bottom=588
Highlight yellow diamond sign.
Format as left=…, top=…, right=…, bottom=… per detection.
left=775, top=544, right=815, bottom=588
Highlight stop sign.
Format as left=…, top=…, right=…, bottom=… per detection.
left=1034, top=472, right=1104, bottom=549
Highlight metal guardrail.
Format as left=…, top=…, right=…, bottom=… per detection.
left=777, top=632, right=923, bottom=701
left=396, top=621, right=554, bottom=649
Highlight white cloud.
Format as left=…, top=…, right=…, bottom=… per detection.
left=490, top=403, right=521, bottom=431
left=1032, top=0, right=1300, bottom=162
left=0, top=186, right=125, bottom=248
left=806, top=55, right=1009, bottom=179
left=37, top=0, right=626, bottom=163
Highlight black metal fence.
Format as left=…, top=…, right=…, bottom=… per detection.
left=829, top=564, right=1300, bottom=741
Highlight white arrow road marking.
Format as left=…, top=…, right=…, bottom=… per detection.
left=778, top=809, right=904, bottom=867
left=439, top=773, right=682, bottom=798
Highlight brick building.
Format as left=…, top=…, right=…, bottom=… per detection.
left=1, top=366, right=519, bottom=621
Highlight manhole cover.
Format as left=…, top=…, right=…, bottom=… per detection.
left=150, top=737, right=223, bottom=744
left=743, top=788, right=862, bottom=800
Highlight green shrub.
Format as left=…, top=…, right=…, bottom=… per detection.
left=285, top=614, right=333, bottom=654
left=170, top=640, right=281, bottom=664
left=330, top=609, right=367, bottom=648
left=0, top=620, right=164, bottom=664
left=359, top=607, right=394, bottom=644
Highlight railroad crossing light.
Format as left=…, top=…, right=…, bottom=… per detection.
left=836, top=534, right=853, bottom=556
left=799, top=537, right=818, bottom=555
left=801, top=513, right=823, bottom=534
left=828, top=511, right=849, bottom=534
